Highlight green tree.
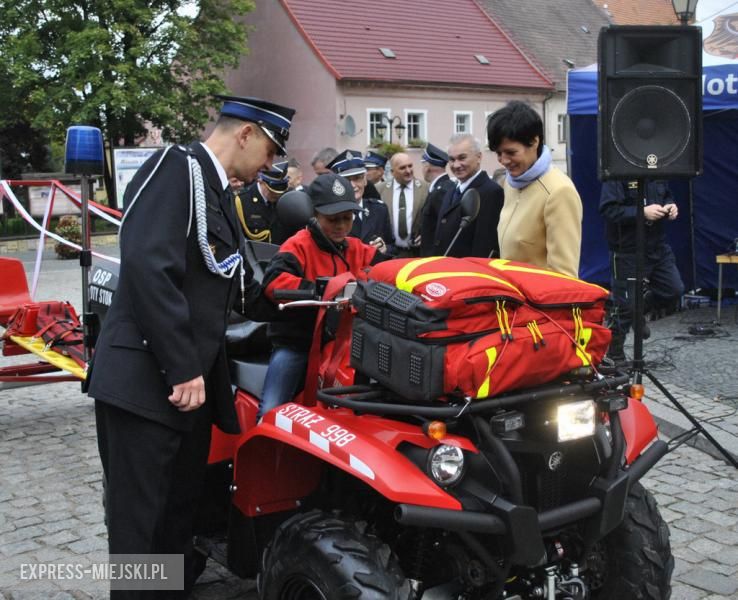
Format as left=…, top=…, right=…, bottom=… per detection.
left=0, top=0, right=254, bottom=200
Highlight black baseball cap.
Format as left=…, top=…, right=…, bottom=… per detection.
left=309, top=173, right=361, bottom=215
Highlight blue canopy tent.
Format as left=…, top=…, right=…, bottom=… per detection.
left=566, top=54, right=738, bottom=292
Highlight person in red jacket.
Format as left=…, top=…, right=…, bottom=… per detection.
left=259, top=172, right=388, bottom=417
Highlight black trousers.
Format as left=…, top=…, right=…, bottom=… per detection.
left=608, top=244, right=685, bottom=338
left=95, top=400, right=212, bottom=599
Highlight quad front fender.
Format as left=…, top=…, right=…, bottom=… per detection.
left=231, top=402, right=476, bottom=516
left=620, top=398, right=659, bottom=465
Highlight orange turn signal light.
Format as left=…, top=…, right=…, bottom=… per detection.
left=630, top=383, right=645, bottom=400
left=426, top=421, right=447, bottom=440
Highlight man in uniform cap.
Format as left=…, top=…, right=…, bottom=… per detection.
left=88, top=94, right=295, bottom=597
left=235, top=160, right=295, bottom=245
left=363, top=150, right=387, bottom=199
left=420, top=142, right=456, bottom=256
left=327, top=149, right=393, bottom=254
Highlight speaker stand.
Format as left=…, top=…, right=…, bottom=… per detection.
left=629, top=179, right=737, bottom=469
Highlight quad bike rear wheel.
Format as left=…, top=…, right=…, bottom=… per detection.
left=589, top=482, right=674, bottom=599
left=259, top=509, right=411, bottom=600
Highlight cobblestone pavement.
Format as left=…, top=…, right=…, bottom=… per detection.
left=1, top=249, right=737, bottom=599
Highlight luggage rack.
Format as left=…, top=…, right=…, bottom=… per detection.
left=316, top=373, right=631, bottom=418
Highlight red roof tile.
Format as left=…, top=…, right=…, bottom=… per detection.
left=280, top=0, right=553, bottom=90
left=592, top=0, right=679, bottom=25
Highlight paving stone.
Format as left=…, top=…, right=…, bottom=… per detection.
left=680, top=567, right=738, bottom=596
left=670, top=583, right=709, bottom=600
left=1, top=539, right=42, bottom=557
left=1, top=526, right=47, bottom=545
left=13, top=517, right=42, bottom=530
left=710, top=546, right=738, bottom=567
left=669, top=516, right=718, bottom=534
left=701, top=510, right=738, bottom=527
left=688, top=537, right=727, bottom=557
left=66, top=537, right=108, bottom=555
left=673, top=546, right=708, bottom=564
left=41, top=530, right=82, bottom=547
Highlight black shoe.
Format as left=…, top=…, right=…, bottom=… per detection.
left=601, top=353, right=628, bottom=372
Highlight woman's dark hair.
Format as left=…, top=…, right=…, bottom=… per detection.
left=486, top=101, right=544, bottom=157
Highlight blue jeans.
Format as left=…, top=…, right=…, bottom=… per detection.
left=258, top=346, right=308, bottom=419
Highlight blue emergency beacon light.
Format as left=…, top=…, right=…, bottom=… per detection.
left=64, top=126, right=105, bottom=367
left=64, top=126, right=104, bottom=176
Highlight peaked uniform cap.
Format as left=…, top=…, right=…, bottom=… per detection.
left=327, top=149, right=367, bottom=177
left=216, top=94, right=296, bottom=155
left=422, top=143, right=449, bottom=167
left=364, top=150, right=388, bottom=169
left=259, top=160, right=290, bottom=193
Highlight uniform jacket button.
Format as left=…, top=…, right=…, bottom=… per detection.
left=441, top=218, right=447, bottom=224
left=142, top=339, right=149, bottom=347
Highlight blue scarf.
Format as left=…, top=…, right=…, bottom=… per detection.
left=506, top=145, right=552, bottom=189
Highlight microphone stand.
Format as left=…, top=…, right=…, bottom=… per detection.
left=443, top=217, right=473, bottom=257
left=631, top=179, right=737, bottom=468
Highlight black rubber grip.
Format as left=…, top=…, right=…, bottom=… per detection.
left=272, top=288, right=316, bottom=301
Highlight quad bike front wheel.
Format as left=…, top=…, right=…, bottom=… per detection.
left=259, top=510, right=412, bottom=600
left=588, top=482, right=674, bottom=599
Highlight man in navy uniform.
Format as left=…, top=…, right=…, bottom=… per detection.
left=235, top=160, right=294, bottom=245
left=599, top=179, right=684, bottom=363
left=363, top=150, right=387, bottom=200
left=327, top=149, right=393, bottom=253
left=87, top=95, right=295, bottom=598
left=420, top=142, right=456, bottom=256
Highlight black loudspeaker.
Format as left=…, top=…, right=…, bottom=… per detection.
left=598, top=26, right=703, bottom=180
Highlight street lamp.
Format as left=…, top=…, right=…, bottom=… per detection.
left=375, top=115, right=406, bottom=145
left=672, top=0, right=698, bottom=24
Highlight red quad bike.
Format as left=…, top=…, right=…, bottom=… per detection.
left=190, top=191, right=674, bottom=600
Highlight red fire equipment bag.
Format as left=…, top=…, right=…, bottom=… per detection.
left=350, top=257, right=611, bottom=402
left=3, top=301, right=86, bottom=367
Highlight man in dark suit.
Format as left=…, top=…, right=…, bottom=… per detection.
left=327, top=149, right=393, bottom=253
left=425, top=134, right=504, bottom=258
left=419, top=142, right=456, bottom=256
left=235, top=160, right=295, bottom=245
left=87, top=95, right=295, bottom=598
left=380, top=152, right=429, bottom=257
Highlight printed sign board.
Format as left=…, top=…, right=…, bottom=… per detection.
left=113, top=147, right=161, bottom=207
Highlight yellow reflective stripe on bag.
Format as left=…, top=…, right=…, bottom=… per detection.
left=475, top=346, right=499, bottom=399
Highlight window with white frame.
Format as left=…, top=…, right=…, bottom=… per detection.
left=404, top=110, right=427, bottom=145
left=557, top=114, right=568, bottom=144
left=368, top=109, right=391, bottom=145
left=454, top=111, right=472, bottom=134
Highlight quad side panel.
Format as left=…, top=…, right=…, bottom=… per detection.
left=232, top=402, right=474, bottom=515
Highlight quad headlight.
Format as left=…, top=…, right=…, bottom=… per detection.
left=427, top=444, right=465, bottom=487
left=557, top=400, right=596, bottom=442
